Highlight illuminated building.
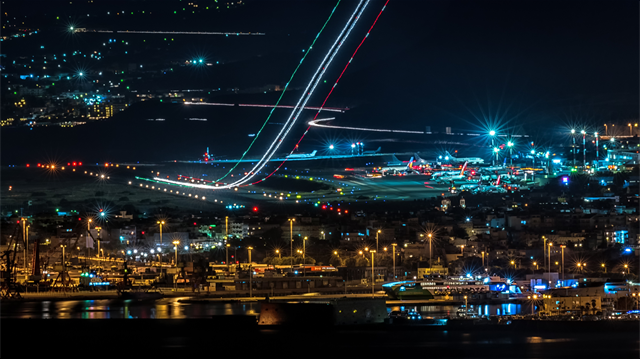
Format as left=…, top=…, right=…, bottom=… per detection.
left=89, top=103, right=128, bottom=119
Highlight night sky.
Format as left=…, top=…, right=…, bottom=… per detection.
left=1, top=0, right=637, bottom=163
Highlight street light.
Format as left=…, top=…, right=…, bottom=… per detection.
left=548, top=243, right=553, bottom=287
left=173, top=240, right=180, bottom=266
left=428, top=233, right=433, bottom=268
left=560, top=245, right=565, bottom=284
left=507, top=141, right=514, bottom=166
left=288, top=218, right=295, bottom=270
left=248, top=246, right=253, bottom=297
left=533, top=262, right=538, bottom=270
left=303, top=236, right=308, bottom=277
left=226, top=243, right=230, bottom=265
left=489, top=130, right=496, bottom=165
left=157, top=221, right=165, bottom=244
left=276, top=249, right=281, bottom=259
left=571, top=129, right=576, bottom=167
left=376, top=230, right=381, bottom=253
left=392, top=243, right=397, bottom=279
left=370, top=250, right=376, bottom=297
left=581, top=130, right=586, bottom=169
left=601, top=263, right=606, bottom=273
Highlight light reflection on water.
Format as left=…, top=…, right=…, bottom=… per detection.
left=4, top=300, right=530, bottom=319
left=2, top=298, right=262, bottom=319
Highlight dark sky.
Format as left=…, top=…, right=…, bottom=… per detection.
left=1, top=0, right=637, bottom=163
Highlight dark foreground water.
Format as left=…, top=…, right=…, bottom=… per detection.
left=2, top=299, right=638, bottom=357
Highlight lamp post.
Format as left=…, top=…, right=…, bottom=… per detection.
left=276, top=249, right=281, bottom=259
left=595, top=132, right=599, bottom=162
left=370, top=250, right=376, bottom=297
left=601, top=263, right=607, bottom=273
left=392, top=243, right=397, bottom=279
left=561, top=245, right=565, bottom=284
left=464, top=295, right=468, bottom=312
left=26, top=224, right=30, bottom=270
left=226, top=243, right=230, bottom=265
left=248, top=246, right=253, bottom=297
left=21, top=218, right=27, bottom=270
left=157, top=221, right=165, bottom=244
left=173, top=240, right=179, bottom=266
left=493, top=147, right=499, bottom=167
left=571, top=129, right=576, bottom=167
left=489, top=130, right=496, bottom=166
left=288, top=218, right=295, bottom=271
left=548, top=243, right=553, bottom=287
left=225, top=216, right=228, bottom=237
left=542, top=236, right=547, bottom=273
left=604, top=124, right=608, bottom=136
left=507, top=141, right=514, bottom=166
left=428, top=233, right=433, bottom=268
left=481, top=251, right=485, bottom=268
left=533, top=262, right=538, bottom=270
left=581, top=130, right=586, bottom=169
left=303, top=236, right=307, bottom=277
left=531, top=149, right=535, bottom=167
left=376, top=230, right=381, bottom=253
left=624, top=264, right=629, bottom=277
left=629, top=123, right=633, bottom=136
left=460, top=245, right=464, bottom=255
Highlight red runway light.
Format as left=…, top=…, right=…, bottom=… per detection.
left=26, top=164, right=30, bottom=167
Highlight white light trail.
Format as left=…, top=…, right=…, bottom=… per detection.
left=154, top=1, right=369, bottom=190
left=183, top=102, right=347, bottom=112
left=308, top=118, right=531, bottom=137
left=238, top=104, right=346, bottom=113
left=226, top=0, right=370, bottom=188
left=309, top=118, right=424, bottom=133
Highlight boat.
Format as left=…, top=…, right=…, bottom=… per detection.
left=383, top=275, right=517, bottom=300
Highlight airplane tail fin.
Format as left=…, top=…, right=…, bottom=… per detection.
left=444, top=150, right=453, bottom=159
left=310, top=150, right=317, bottom=157
left=408, top=157, right=414, bottom=169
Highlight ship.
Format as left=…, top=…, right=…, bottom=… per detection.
left=383, top=275, right=515, bottom=300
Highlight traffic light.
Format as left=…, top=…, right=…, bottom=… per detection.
left=253, top=207, right=258, bottom=212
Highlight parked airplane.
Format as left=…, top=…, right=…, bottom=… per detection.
left=286, top=150, right=318, bottom=158
left=445, top=151, right=484, bottom=164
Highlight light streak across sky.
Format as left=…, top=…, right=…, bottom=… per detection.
left=226, top=0, right=370, bottom=188
left=212, top=0, right=343, bottom=183
left=184, top=102, right=347, bottom=112
left=308, top=118, right=530, bottom=137
left=152, top=1, right=368, bottom=190
left=250, top=0, right=391, bottom=185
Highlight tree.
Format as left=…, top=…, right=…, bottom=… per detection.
left=329, top=255, right=343, bottom=267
